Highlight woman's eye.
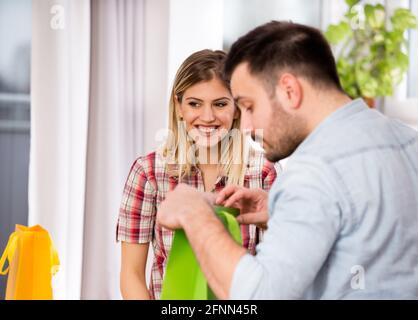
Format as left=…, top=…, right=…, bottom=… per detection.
left=214, top=101, right=228, bottom=107
left=188, top=102, right=200, bottom=108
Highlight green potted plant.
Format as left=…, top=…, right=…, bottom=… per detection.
left=325, top=0, right=418, bottom=108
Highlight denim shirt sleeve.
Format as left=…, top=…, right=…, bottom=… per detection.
left=230, top=156, right=344, bottom=299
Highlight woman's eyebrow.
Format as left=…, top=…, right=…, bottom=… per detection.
left=213, top=97, right=232, bottom=102
left=185, top=97, right=231, bottom=102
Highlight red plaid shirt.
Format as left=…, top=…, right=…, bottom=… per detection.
left=116, top=148, right=278, bottom=299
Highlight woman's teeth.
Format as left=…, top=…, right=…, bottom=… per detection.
left=197, top=126, right=218, bottom=134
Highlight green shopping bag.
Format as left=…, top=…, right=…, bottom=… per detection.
left=161, top=206, right=242, bottom=300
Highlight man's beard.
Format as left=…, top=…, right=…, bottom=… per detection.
left=264, top=98, right=308, bottom=162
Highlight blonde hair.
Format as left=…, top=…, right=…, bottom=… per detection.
left=160, top=49, right=249, bottom=186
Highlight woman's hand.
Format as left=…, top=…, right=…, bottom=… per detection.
left=120, top=242, right=151, bottom=300
left=215, top=186, right=269, bottom=230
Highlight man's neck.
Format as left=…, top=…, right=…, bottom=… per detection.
left=304, top=91, right=352, bottom=134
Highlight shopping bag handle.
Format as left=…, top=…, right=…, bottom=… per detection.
left=215, top=207, right=242, bottom=245
left=0, top=232, right=18, bottom=275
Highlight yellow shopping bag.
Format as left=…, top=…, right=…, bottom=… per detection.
left=0, top=225, right=60, bottom=300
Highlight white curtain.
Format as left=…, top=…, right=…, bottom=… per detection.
left=81, top=0, right=144, bottom=299
left=30, top=0, right=91, bottom=300
left=30, top=0, right=144, bottom=299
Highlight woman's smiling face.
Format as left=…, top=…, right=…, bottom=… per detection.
left=176, top=77, right=239, bottom=148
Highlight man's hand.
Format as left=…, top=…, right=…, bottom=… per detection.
left=157, top=183, right=215, bottom=230
left=215, top=186, right=269, bottom=230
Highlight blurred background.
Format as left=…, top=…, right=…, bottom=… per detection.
left=0, top=0, right=417, bottom=299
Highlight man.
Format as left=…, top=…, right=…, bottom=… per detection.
left=157, top=21, right=418, bottom=299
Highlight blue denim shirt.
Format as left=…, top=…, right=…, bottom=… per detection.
left=231, top=99, right=418, bottom=299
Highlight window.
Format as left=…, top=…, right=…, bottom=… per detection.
left=0, top=0, right=31, bottom=297
left=223, top=0, right=322, bottom=50
left=408, top=0, right=418, bottom=97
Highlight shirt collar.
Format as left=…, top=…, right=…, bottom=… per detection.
left=293, top=98, right=368, bottom=156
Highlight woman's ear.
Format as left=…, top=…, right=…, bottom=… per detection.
left=174, top=95, right=183, bottom=119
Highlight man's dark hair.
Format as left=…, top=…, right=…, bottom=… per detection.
left=224, top=20, right=343, bottom=94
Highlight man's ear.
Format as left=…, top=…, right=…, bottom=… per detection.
left=233, top=104, right=241, bottom=120
left=275, top=73, right=303, bottom=112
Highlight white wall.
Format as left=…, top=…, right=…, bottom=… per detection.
left=168, top=0, right=224, bottom=91
left=143, top=0, right=170, bottom=155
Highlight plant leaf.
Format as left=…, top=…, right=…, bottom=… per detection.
left=391, top=8, right=418, bottom=31
left=357, top=70, right=379, bottom=98
left=325, top=22, right=352, bottom=45
left=337, top=58, right=359, bottom=98
left=365, top=4, right=385, bottom=29
left=345, top=0, right=361, bottom=9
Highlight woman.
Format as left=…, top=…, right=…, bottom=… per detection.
left=117, top=49, right=278, bottom=299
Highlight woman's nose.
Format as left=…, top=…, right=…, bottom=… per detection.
left=200, top=105, right=216, bottom=122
